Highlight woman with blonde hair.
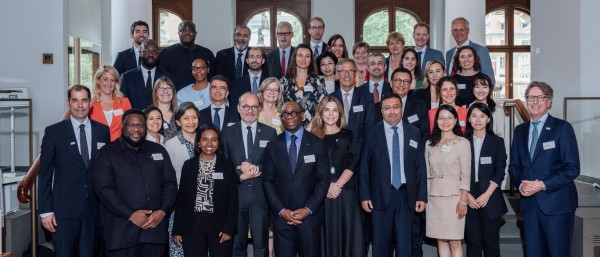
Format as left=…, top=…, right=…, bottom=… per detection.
left=257, top=77, right=285, bottom=134
left=385, top=32, right=406, bottom=81
left=89, top=65, right=132, bottom=141
left=413, top=60, right=446, bottom=110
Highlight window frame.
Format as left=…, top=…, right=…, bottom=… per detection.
left=152, top=0, right=192, bottom=49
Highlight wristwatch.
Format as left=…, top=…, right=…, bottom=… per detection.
left=540, top=181, right=546, bottom=191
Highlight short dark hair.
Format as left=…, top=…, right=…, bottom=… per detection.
left=68, top=85, right=91, bottom=100
left=130, top=20, right=149, bottom=35
left=316, top=51, right=338, bottom=76
left=380, top=93, right=403, bottom=107
left=174, top=102, right=200, bottom=130
left=391, top=67, right=413, bottom=82
left=210, top=75, right=230, bottom=90
left=122, top=108, right=145, bottom=125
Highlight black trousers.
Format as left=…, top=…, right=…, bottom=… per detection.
left=371, top=185, right=411, bottom=257
left=106, top=243, right=165, bottom=257
left=465, top=183, right=502, bottom=257
left=272, top=216, right=321, bottom=257
left=52, top=200, right=98, bottom=257
left=233, top=183, right=269, bottom=257
left=182, top=230, right=233, bottom=257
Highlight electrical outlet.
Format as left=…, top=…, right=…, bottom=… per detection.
left=43, top=53, right=53, bottom=64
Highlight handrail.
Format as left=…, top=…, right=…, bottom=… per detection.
left=503, top=98, right=529, bottom=196
left=17, top=110, right=71, bottom=203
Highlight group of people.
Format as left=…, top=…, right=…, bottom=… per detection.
left=37, top=14, right=580, bottom=257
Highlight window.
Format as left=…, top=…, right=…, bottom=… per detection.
left=152, top=0, right=192, bottom=48
left=158, top=9, right=183, bottom=47
left=245, top=9, right=303, bottom=48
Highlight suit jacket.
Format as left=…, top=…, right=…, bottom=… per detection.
left=468, top=133, right=508, bottom=219
left=419, top=47, right=445, bottom=80
left=173, top=155, right=238, bottom=236
left=120, top=67, right=174, bottom=110
left=221, top=122, right=277, bottom=209
left=329, top=86, right=375, bottom=155
left=213, top=47, right=250, bottom=82
left=508, top=115, right=580, bottom=215
left=402, top=96, right=430, bottom=140
left=266, top=47, right=295, bottom=79
left=229, top=72, right=269, bottom=108
left=158, top=43, right=215, bottom=91
left=198, top=105, right=241, bottom=130
left=312, top=42, right=328, bottom=59
left=89, top=97, right=132, bottom=142
left=38, top=119, right=109, bottom=218
left=358, top=81, right=393, bottom=123
left=358, top=120, right=427, bottom=210
left=113, top=47, right=138, bottom=75
left=263, top=130, right=330, bottom=225
left=446, top=41, right=495, bottom=85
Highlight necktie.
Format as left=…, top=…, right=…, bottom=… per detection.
left=236, top=52, right=243, bottom=78
left=213, top=108, right=222, bottom=131
left=138, top=50, right=142, bottom=67
left=343, top=92, right=350, bottom=121
left=252, top=76, right=259, bottom=93
left=246, top=126, right=253, bottom=160
left=146, top=70, right=153, bottom=97
left=530, top=121, right=540, bottom=159
left=373, top=83, right=380, bottom=104
left=391, top=126, right=401, bottom=189
left=416, top=51, right=423, bottom=69
left=289, top=134, right=297, bottom=174
left=314, top=45, right=320, bottom=58
left=79, top=124, right=89, bottom=168
left=281, top=50, right=287, bottom=75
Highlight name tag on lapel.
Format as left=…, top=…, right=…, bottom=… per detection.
left=212, top=172, right=224, bottom=180
left=97, top=142, right=106, bottom=149
left=441, top=145, right=452, bottom=152
left=227, top=122, right=236, bottom=127
left=480, top=156, right=492, bottom=164
left=260, top=140, right=269, bottom=148
left=304, top=85, right=314, bottom=92
left=304, top=155, right=316, bottom=163
left=458, top=84, right=466, bottom=89
left=194, top=100, right=204, bottom=107
left=407, top=114, right=419, bottom=123
left=151, top=153, right=164, bottom=160
left=70, top=142, right=76, bottom=145
left=272, top=118, right=281, bottom=126
left=163, top=122, right=169, bottom=129
left=459, top=120, right=465, bottom=127
left=113, top=109, right=124, bottom=116
left=353, top=105, right=364, bottom=112
left=409, top=139, right=418, bottom=149
left=543, top=141, right=556, bottom=150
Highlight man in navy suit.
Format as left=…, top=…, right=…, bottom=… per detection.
left=121, top=39, right=173, bottom=110
left=359, top=52, right=393, bottom=122
left=446, top=17, right=495, bottom=85
left=263, top=101, right=330, bottom=257
left=113, top=20, right=148, bottom=75
left=358, top=94, right=427, bottom=257
left=390, top=67, right=429, bottom=140
left=229, top=47, right=268, bottom=108
left=198, top=75, right=240, bottom=131
left=38, top=85, right=110, bottom=257
left=222, top=92, right=277, bottom=257
left=509, top=81, right=580, bottom=257
left=213, top=25, right=251, bottom=82
left=266, top=21, right=295, bottom=79
left=308, top=17, right=328, bottom=59
left=412, top=22, right=445, bottom=81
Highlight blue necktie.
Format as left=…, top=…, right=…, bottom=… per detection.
left=236, top=53, right=243, bottom=78
left=252, top=76, right=259, bottom=93
left=530, top=121, right=540, bottom=160
left=246, top=126, right=253, bottom=160
left=213, top=107, right=221, bottom=131
left=391, top=126, right=401, bottom=189
left=314, top=45, right=320, bottom=58
left=289, top=134, right=297, bottom=174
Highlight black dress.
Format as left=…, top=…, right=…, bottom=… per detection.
left=321, top=129, right=365, bottom=257
left=453, top=73, right=477, bottom=107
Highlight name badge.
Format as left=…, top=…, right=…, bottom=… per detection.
left=194, top=100, right=204, bottom=107
left=407, top=114, right=419, bottom=123
left=458, top=84, right=466, bottom=89
left=543, top=141, right=556, bottom=150
left=272, top=118, right=281, bottom=126
left=459, top=120, right=465, bottom=127
left=70, top=142, right=76, bottom=145
left=480, top=156, right=492, bottom=164
left=163, top=122, right=169, bottom=129
left=260, top=140, right=269, bottom=148
left=113, top=109, right=124, bottom=116
left=409, top=139, right=418, bottom=149
left=441, top=145, right=452, bottom=152
left=227, top=122, right=235, bottom=127
left=304, top=85, right=314, bottom=92
left=212, top=172, right=224, bottom=180
left=152, top=153, right=164, bottom=160
left=97, top=142, right=106, bottom=149
left=353, top=105, right=364, bottom=112
left=304, top=155, right=316, bottom=163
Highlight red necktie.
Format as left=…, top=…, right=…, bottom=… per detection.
left=281, top=50, right=286, bottom=75
left=373, top=83, right=380, bottom=104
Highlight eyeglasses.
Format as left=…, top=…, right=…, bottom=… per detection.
left=437, top=117, right=456, bottom=122
left=264, top=88, right=280, bottom=94
left=392, top=78, right=411, bottom=85
left=240, top=105, right=260, bottom=112
left=320, top=62, right=335, bottom=67
left=381, top=105, right=401, bottom=111
left=157, top=87, right=173, bottom=93
left=309, top=26, right=324, bottom=30
left=276, top=32, right=292, bottom=37
left=191, top=66, right=208, bottom=72
left=336, top=69, right=356, bottom=75
left=281, top=110, right=302, bottom=118
left=525, top=95, right=550, bottom=102
left=124, top=123, right=145, bottom=130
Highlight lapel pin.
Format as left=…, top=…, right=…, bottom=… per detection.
left=258, top=129, right=261, bottom=133
left=546, top=127, right=551, bottom=130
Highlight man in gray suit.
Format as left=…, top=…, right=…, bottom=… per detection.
left=412, top=22, right=445, bottom=80
left=221, top=92, right=277, bottom=257
left=445, top=17, right=495, bottom=86
left=266, top=21, right=295, bottom=79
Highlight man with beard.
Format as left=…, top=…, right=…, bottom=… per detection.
left=214, top=25, right=254, bottom=81
left=121, top=39, right=173, bottom=110
left=159, top=20, right=215, bottom=91
left=198, top=75, right=240, bottom=131
left=229, top=47, right=269, bottom=107
left=114, top=20, right=149, bottom=75
left=266, top=21, right=295, bottom=79
left=359, top=52, right=393, bottom=121
left=93, top=109, right=178, bottom=257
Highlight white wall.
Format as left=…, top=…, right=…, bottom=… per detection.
left=444, top=0, right=486, bottom=52
left=111, top=0, right=152, bottom=63
left=194, top=0, right=235, bottom=53
left=312, top=0, right=355, bottom=49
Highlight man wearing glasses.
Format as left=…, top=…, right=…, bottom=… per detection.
left=221, top=92, right=277, bottom=257
left=308, top=17, right=327, bottom=59
left=159, top=20, right=215, bottom=91
left=266, top=21, right=295, bottom=79
left=509, top=82, right=580, bottom=257
left=121, top=39, right=173, bottom=110
left=214, top=25, right=253, bottom=82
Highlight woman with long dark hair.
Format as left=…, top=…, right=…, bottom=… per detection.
left=470, top=73, right=504, bottom=138
left=427, top=76, right=468, bottom=134
left=452, top=45, right=482, bottom=106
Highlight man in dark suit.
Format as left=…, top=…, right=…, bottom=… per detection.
left=158, top=20, right=215, bottom=91
left=412, top=22, right=445, bottom=80
left=222, top=92, right=277, bottom=257
left=509, top=82, right=580, bottom=257
left=266, top=21, right=295, bottom=79
left=93, top=109, right=178, bottom=257
left=113, top=20, right=148, bottom=75
left=229, top=47, right=268, bottom=108
left=213, top=25, right=251, bottom=82
left=308, top=17, right=328, bottom=59
left=390, top=67, right=429, bottom=139
left=359, top=52, right=393, bottom=122
left=38, top=85, right=110, bottom=257
left=263, top=101, right=330, bottom=257
left=120, top=39, right=173, bottom=110
left=198, top=75, right=240, bottom=131
left=358, top=94, right=427, bottom=257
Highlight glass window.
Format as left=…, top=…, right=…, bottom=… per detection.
left=485, top=9, right=506, bottom=45
left=513, top=52, right=531, bottom=101
left=276, top=9, right=303, bottom=47
left=79, top=39, right=101, bottom=91
left=395, top=9, right=418, bottom=46
left=514, top=10, right=531, bottom=46
left=362, top=10, right=389, bottom=46
left=247, top=10, right=271, bottom=47
left=159, top=9, right=183, bottom=47
left=490, top=52, right=506, bottom=101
